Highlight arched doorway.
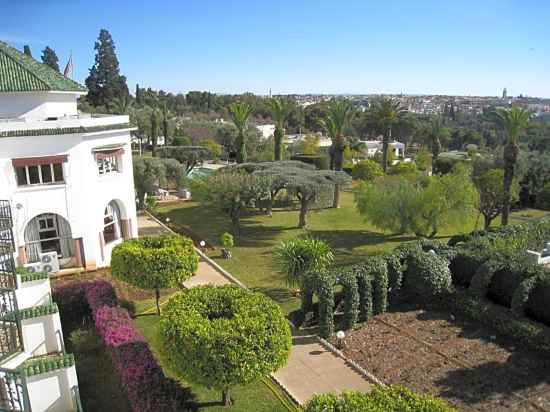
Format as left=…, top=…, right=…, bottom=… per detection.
left=24, top=213, right=74, bottom=263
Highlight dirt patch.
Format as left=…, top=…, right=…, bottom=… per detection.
left=338, top=305, right=550, bottom=411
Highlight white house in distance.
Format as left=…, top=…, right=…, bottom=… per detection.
left=256, top=123, right=276, bottom=139
left=0, top=41, right=138, bottom=274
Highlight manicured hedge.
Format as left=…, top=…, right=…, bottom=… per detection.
left=304, top=386, right=456, bottom=412
left=53, top=280, right=195, bottom=412
left=526, top=274, right=550, bottom=326
left=448, top=248, right=490, bottom=286
left=403, top=251, right=453, bottom=303
left=486, top=256, right=540, bottom=308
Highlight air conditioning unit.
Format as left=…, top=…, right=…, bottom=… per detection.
left=24, top=262, right=43, bottom=273
left=39, top=252, right=59, bottom=273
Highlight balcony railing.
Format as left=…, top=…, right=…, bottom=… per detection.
left=0, top=368, right=29, bottom=412
left=0, top=202, right=23, bottom=362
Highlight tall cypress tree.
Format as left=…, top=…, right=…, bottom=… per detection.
left=85, top=29, right=129, bottom=108
left=23, top=45, right=32, bottom=58
left=150, top=110, right=159, bottom=157
left=135, top=84, right=141, bottom=104
left=41, top=46, right=60, bottom=72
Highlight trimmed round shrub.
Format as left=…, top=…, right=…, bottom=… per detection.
left=403, top=251, right=453, bottom=302
left=525, top=273, right=550, bottom=325
left=449, top=248, right=490, bottom=287
left=111, top=234, right=199, bottom=314
left=304, top=385, right=456, bottom=412
left=159, top=285, right=291, bottom=405
left=487, top=256, right=539, bottom=308
left=469, top=257, right=505, bottom=298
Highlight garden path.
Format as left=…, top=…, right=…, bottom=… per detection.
left=137, top=210, right=373, bottom=405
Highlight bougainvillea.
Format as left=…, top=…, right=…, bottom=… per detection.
left=53, top=280, right=196, bottom=412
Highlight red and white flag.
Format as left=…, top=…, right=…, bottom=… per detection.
left=63, top=54, right=73, bottom=78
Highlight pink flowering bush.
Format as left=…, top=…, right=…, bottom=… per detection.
left=53, top=280, right=196, bottom=411
left=93, top=305, right=144, bottom=347
left=84, top=280, right=118, bottom=310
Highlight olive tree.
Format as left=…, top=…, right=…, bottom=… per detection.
left=160, top=146, right=210, bottom=176
left=111, top=234, right=199, bottom=314
left=159, top=285, right=291, bottom=406
left=190, top=169, right=271, bottom=235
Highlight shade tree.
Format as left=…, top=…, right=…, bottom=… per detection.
left=160, top=146, right=210, bottom=175
left=159, top=285, right=291, bottom=406
left=111, top=234, right=199, bottom=315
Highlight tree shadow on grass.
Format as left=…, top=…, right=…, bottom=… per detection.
left=252, top=287, right=294, bottom=305
left=306, top=229, right=416, bottom=251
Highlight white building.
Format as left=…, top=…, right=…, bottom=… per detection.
left=0, top=39, right=140, bottom=412
left=361, top=139, right=405, bottom=159
left=0, top=41, right=138, bottom=273
left=256, top=124, right=276, bottom=139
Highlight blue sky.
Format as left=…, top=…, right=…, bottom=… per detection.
left=3, top=0, right=550, bottom=97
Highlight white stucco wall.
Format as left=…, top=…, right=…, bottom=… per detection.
left=0, top=126, right=138, bottom=269
left=15, top=277, right=51, bottom=309
left=20, top=312, right=64, bottom=356
left=26, top=365, right=79, bottom=412
left=0, top=92, right=82, bottom=120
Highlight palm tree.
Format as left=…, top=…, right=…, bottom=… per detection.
left=320, top=100, right=351, bottom=208
left=266, top=98, right=294, bottom=160
left=229, top=102, right=254, bottom=164
left=370, top=98, right=406, bottom=172
left=494, top=106, right=531, bottom=226
left=321, top=99, right=352, bottom=171
left=274, top=237, right=334, bottom=313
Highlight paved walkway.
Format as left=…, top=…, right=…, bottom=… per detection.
left=137, top=210, right=372, bottom=405
left=273, top=331, right=372, bottom=404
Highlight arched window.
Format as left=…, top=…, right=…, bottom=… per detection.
left=24, top=214, right=74, bottom=262
left=103, top=201, right=122, bottom=244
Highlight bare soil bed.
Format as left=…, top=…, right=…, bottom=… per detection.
left=339, top=305, right=550, bottom=411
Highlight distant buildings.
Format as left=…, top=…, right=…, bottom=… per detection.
left=256, top=124, right=276, bottom=139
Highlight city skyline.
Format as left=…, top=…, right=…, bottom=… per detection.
left=2, top=0, right=550, bottom=97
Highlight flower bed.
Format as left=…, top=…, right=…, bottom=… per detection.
left=53, top=280, right=195, bottom=412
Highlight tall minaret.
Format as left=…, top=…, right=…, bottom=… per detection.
left=269, top=88, right=272, bottom=98
left=502, top=87, right=507, bottom=99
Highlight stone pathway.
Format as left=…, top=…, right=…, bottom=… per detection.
left=273, top=331, right=372, bottom=405
left=137, top=210, right=372, bottom=405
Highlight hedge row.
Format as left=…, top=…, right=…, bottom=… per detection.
left=304, top=386, right=456, bottom=412
left=53, top=281, right=196, bottom=412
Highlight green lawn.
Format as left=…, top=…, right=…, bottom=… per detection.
left=134, top=314, right=297, bottom=412
left=157, top=190, right=483, bottom=313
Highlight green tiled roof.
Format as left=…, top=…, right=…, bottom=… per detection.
left=0, top=41, right=87, bottom=93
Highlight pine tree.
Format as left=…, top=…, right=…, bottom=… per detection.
left=23, top=45, right=32, bottom=58
left=41, top=46, right=60, bottom=72
left=85, top=29, right=129, bottom=108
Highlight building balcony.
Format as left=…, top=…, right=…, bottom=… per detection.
left=0, top=113, right=132, bottom=135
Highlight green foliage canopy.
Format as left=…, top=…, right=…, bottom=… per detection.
left=159, top=285, right=291, bottom=405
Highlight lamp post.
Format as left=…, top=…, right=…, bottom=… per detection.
left=336, top=330, right=345, bottom=350
left=199, top=240, right=206, bottom=253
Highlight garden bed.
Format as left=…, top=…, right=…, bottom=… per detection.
left=338, top=304, right=550, bottom=411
